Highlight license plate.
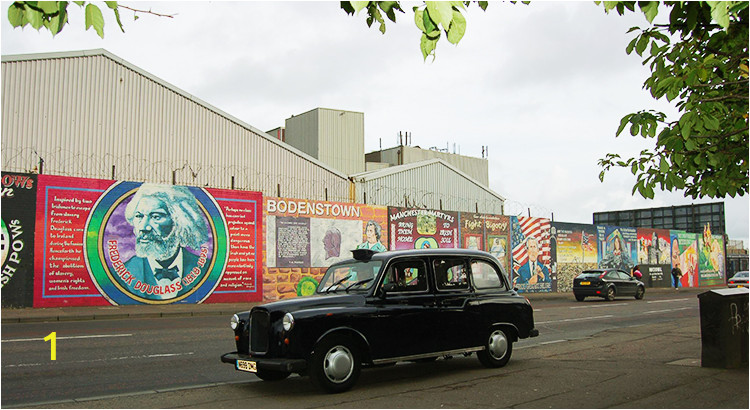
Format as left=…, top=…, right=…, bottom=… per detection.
left=236, top=360, right=257, bottom=373
left=580, top=281, right=591, bottom=285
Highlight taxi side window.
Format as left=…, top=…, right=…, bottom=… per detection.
left=470, top=260, right=505, bottom=289
left=433, top=258, right=469, bottom=291
left=383, top=260, right=427, bottom=292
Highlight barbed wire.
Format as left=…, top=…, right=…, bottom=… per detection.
left=2, top=147, right=352, bottom=203
left=3, top=146, right=531, bottom=216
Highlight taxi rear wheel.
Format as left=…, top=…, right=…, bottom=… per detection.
left=309, top=335, right=361, bottom=393
left=477, top=328, right=512, bottom=368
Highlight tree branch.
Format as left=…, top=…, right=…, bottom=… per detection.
left=118, top=5, right=175, bottom=18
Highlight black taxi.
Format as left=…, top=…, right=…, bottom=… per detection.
left=221, top=248, right=539, bottom=393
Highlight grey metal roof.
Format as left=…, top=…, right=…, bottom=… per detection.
left=1, top=48, right=350, bottom=180
left=350, top=158, right=505, bottom=201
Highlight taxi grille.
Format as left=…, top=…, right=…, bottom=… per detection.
left=249, top=310, right=270, bottom=353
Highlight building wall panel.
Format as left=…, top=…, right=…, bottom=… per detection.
left=318, top=108, right=365, bottom=175
left=354, top=161, right=503, bottom=214
left=2, top=52, right=351, bottom=203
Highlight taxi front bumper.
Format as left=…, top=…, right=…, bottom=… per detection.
left=221, top=352, right=308, bottom=373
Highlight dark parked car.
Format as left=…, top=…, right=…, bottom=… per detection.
left=573, top=269, right=645, bottom=301
left=727, top=271, right=749, bottom=288
left=221, top=248, right=539, bottom=393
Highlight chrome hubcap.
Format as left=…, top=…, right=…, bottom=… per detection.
left=323, top=345, right=353, bottom=383
left=488, top=330, right=508, bottom=360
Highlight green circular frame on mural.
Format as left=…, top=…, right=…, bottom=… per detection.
left=83, top=181, right=228, bottom=305
left=297, top=276, right=320, bottom=296
left=415, top=237, right=439, bottom=249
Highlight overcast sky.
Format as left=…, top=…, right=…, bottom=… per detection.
left=2, top=1, right=748, bottom=246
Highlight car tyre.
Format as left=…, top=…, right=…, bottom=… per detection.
left=635, top=286, right=645, bottom=300
left=605, top=286, right=616, bottom=301
left=309, top=335, right=361, bottom=394
left=256, top=369, right=291, bottom=381
left=575, top=294, right=585, bottom=302
left=477, top=328, right=512, bottom=368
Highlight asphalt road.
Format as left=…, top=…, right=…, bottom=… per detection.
left=2, top=290, right=747, bottom=408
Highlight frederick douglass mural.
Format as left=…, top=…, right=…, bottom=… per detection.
left=122, top=184, right=212, bottom=300
left=85, top=182, right=226, bottom=305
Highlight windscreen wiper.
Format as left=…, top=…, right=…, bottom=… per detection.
left=325, top=276, right=350, bottom=294
left=345, top=278, right=373, bottom=292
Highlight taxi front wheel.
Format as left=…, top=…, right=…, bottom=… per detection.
left=309, top=335, right=361, bottom=393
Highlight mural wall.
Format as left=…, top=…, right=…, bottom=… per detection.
left=29, top=174, right=262, bottom=307
left=597, top=225, right=638, bottom=273
left=263, top=197, right=388, bottom=301
left=1, top=172, right=37, bottom=307
left=670, top=231, right=699, bottom=288
left=699, top=224, right=725, bottom=287
left=636, top=228, right=672, bottom=288
left=388, top=207, right=458, bottom=250
left=551, top=222, right=598, bottom=293
left=510, top=217, right=552, bottom=293
left=0, top=172, right=731, bottom=307
left=459, top=213, right=510, bottom=273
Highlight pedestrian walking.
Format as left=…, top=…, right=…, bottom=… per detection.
left=671, top=266, right=682, bottom=290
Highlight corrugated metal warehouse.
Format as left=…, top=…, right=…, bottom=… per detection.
left=1, top=49, right=351, bottom=202
left=350, top=159, right=505, bottom=215
left=2, top=48, right=505, bottom=213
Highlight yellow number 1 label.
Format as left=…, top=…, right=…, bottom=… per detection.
left=44, top=332, right=56, bottom=360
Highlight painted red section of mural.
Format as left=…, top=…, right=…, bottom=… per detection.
left=34, top=175, right=113, bottom=307
left=203, top=188, right=262, bottom=304
left=33, top=174, right=262, bottom=307
left=388, top=207, right=458, bottom=250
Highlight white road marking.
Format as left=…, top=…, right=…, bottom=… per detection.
left=646, top=298, right=690, bottom=304
left=536, top=315, right=614, bottom=324
left=2, top=333, right=133, bottom=343
left=570, top=303, right=628, bottom=309
left=644, top=307, right=693, bottom=314
left=4, top=352, right=195, bottom=368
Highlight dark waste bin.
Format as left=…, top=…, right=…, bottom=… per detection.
left=697, top=288, right=749, bottom=369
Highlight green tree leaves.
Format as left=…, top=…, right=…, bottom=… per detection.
left=6, top=1, right=164, bottom=37
left=84, top=2, right=104, bottom=37
left=8, top=1, right=70, bottom=35
left=342, top=1, right=504, bottom=61
left=598, top=1, right=749, bottom=200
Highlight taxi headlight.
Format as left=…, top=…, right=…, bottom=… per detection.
left=230, top=314, right=239, bottom=330
left=282, top=312, right=295, bottom=331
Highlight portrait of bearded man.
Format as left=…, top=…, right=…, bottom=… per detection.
left=123, top=184, right=211, bottom=300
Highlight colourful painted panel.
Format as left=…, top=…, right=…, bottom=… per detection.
left=389, top=207, right=458, bottom=250
left=33, top=175, right=261, bottom=307
left=1, top=172, right=37, bottom=307
left=510, top=216, right=552, bottom=293
left=263, top=197, right=388, bottom=301
left=551, top=222, right=598, bottom=292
